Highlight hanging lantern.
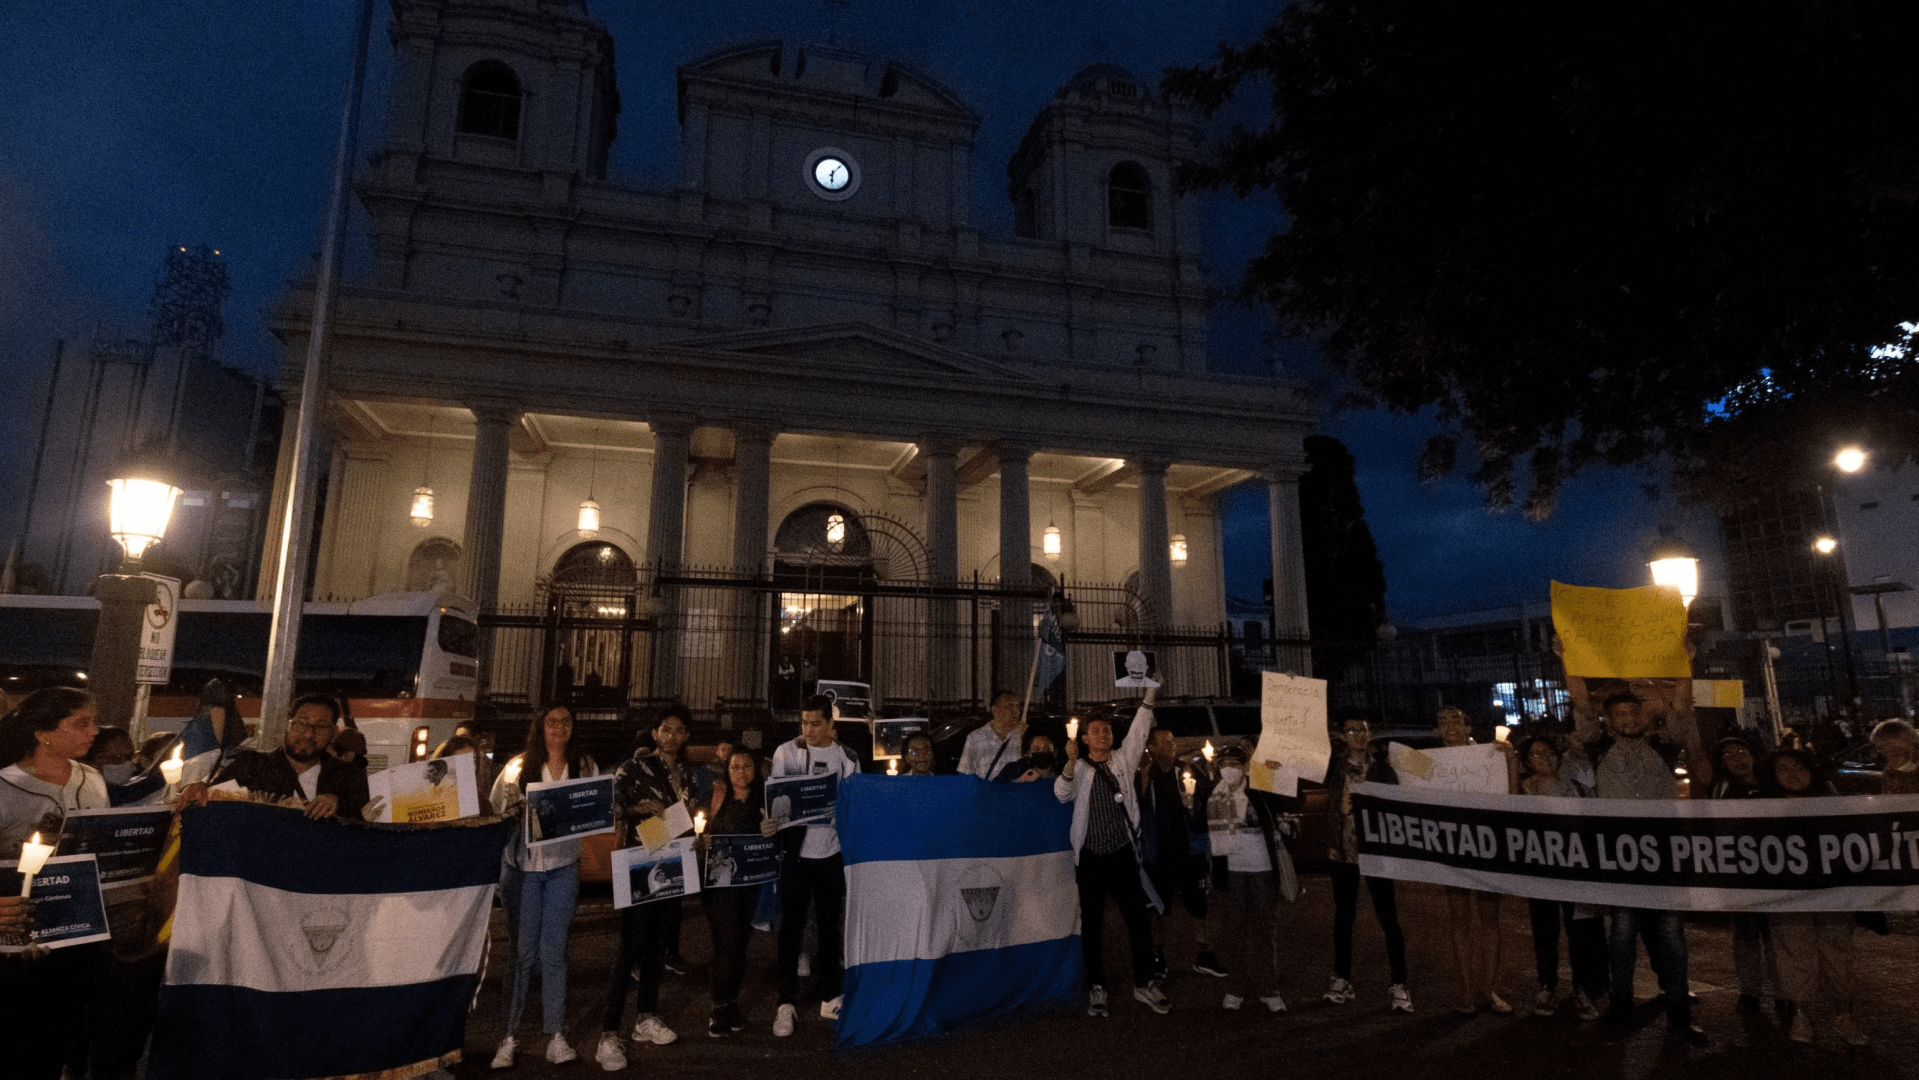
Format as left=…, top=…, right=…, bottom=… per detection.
left=1043, top=523, right=1062, bottom=561
left=410, top=486, right=435, bottom=527
left=578, top=498, right=601, bottom=538
left=1169, top=534, right=1188, bottom=568
left=826, top=512, right=846, bottom=550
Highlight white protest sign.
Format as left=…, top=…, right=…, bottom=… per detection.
left=1250, top=671, right=1329, bottom=797
left=1388, top=742, right=1509, bottom=794
left=135, top=573, right=180, bottom=685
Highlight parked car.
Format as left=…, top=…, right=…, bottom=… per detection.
left=1832, top=738, right=1885, bottom=795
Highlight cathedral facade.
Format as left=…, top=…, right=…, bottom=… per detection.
left=263, top=0, right=1315, bottom=722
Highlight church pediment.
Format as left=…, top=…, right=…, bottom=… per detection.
left=665, top=322, right=1032, bottom=382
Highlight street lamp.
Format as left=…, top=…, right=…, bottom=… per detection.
left=1647, top=535, right=1700, bottom=609
left=106, top=475, right=182, bottom=567
left=1813, top=535, right=1837, bottom=555
left=1834, top=447, right=1867, bottom=473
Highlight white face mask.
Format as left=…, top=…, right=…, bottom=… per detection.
left=1218, top=766, right=1245, bottom=788
left=101, top=761, right=135, bottom=786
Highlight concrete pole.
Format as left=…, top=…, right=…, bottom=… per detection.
left=1267, top=469, right=1312, bottom=676
left=1134, top=458, right=1173, bottom=632
left=995, top=442, right=1034, bottom=694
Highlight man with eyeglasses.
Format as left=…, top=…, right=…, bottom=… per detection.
left=210, top=694, right=370, bottom=819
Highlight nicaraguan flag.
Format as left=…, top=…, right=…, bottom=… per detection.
left=1035, top=608, right=1066, bottom=692
left=837, top=774, right=1080, bottom=1047
left=150, top=802, right=511, bottom=1080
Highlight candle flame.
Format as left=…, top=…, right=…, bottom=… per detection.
left=1201, top=741, right=1215, bottom=761
left=693, top=811, right=707, bottom=835
left=28, top=832, right=40, bottom=846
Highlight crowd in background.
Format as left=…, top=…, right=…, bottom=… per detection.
left=2, top=681, right=1915, bottom=1077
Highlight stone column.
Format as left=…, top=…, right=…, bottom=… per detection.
left=646, top=417, right=694, bottom=700
left=922, top=437, right=962, bottom=706
left=316, top=445, right=388, bottom=601
left=1134, top=458, right=1174, bottom=633
left=996, top=442, right=1035, bottom=695
left=727, top=423, right=775, bottom=712
left=461, top=406, right=516, bottom=615
left=1268, top=469, right=1312, bottom=676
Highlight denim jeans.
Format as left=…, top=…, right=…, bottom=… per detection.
left=1607, top=908, right=1688, bottom=1026
left=504, top=863, right=580, bottom=1036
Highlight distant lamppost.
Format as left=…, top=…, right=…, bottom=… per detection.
left=1811, top=534, right=1861, bottom=725
left=1169, top=534, right=1188, bottom=569
left=1647, top=535, right=1700, bottom=610
left=91, top=464, right=181, bottom=732
left=1812, top=444, right=1868, bottom=724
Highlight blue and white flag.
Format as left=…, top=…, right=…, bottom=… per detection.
left=150, top=802, right=511, bottom=1080
left=837, top=774, right=1080, bottom=1047
left=1035, top=608, right=1066, bottom=692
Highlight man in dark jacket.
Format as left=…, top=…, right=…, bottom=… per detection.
left=215, top=694, right=369, bottom=819
left=1138, top=728, right=1218, bottom=978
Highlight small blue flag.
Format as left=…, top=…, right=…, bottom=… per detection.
left=1035, top=608, right=1066, bottom=692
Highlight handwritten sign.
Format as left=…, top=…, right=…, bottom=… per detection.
left=1251, top=671, right=1330, bottom=796
left=1389, top=742, right=1509, bottom=795
left=1550, top=581, right=1690, bottom=679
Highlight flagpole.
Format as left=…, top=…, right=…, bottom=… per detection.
left=1018, top=585, right=1054, bottom=727
left=258, top=0, right=377, bottom=742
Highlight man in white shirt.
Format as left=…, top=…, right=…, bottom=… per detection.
left=761, top=695, right=861, bottom=1035
left=957, top=690, right=1024, bottom=780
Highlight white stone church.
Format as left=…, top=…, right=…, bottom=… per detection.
left=264, top=0, right=1315, bottom=723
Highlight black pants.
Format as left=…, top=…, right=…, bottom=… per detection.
left=705, top=885, right=759, bottom=1009
left=601, top=899, right=670, bottom=1032
left=1077, top=848, right=1156, bottom=989
left=662, top=893, right=684, bottom=958
left=777, top=854, right=844, bottom=1004
left=1330, top=861, right=1407, bottom=984
left=1147, top=853, right=1208, bottom=922
left=1527, top=898, right=1608, bottom=996
left=82, top=949, right=167, bottom=1080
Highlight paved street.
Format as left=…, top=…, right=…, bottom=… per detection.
left=450, top=876, right=1919, bottom=1080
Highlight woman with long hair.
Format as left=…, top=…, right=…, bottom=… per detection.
left=1763, top=749, right=1866, bottom=1046
left=487, top=705, right=597, bottom=1069
left=0, top=687, right=104, bottom=1080
left=701, top=748, right=765, bottom=1037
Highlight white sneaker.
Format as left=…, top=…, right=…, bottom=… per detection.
left=544, top=1033, right=578, bottom=1064
left=820, top=995, right=842, bottom=1020
left=490, top=1035, right=517, bottom=1070
left=1390, top=984, right=1414, bottom=1014
left=1087, top=984, right=1109, bottom=1017
left=631, top=1015, right=678, bottom=1046
left=1323, top=976, right=1355, bottom=1004
left=772, top=1003, right=797, bottom=1037
left=1261, top=993, right=1288, bottom=1014
left=1133, top=980, right=1171, bottom=1015
left=797, top=954, right=812, bottom=978
left=1222, top=993, right=1244, bottom=1011
left=593, top=1032, right=627, bottom=1071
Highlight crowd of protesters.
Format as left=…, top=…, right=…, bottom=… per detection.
left=1, top=678, right=1912, bottom=1077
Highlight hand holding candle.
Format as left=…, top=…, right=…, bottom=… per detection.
left=1066, top=717, right=1080, bottom=742
left=159, top=743, right=185, bottom=785
left=886, top=758, right=898, bottom=776
left=18, top=832, right=54, bottom=898
left=692, top=810, right=706, bottom=836
left=1494, top=725, right=1511, bottom=743
left=1182, top=770, right=1196, bottom=797
left=1201, top=740, right=1215, bottom=764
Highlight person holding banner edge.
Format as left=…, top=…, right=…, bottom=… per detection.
left=1056, top=684, right=1169, bottom=1017
left=488, top=705, right=600, bottom=1070
left=763, top=695, right=862, bottom=1036
left=1514, top=736, right=1608, bottom=1021
left=1762, top=748, right=1866, bottom=1046
left=1321, top=716, right=1413, bottom=1014
left=598, top=704, right=700, bottom=1064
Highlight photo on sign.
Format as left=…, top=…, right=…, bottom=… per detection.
left=703, top=833, right=781, bottom=890
left=1112, top=650, right=1160, bottom=688
left=524, top=774, right=617, bottom=848
left=872, top=718, right=929, bottom=761
left=765, top=772, right=839, bottom=829
left=368, top=753, right=480, bottom=824
left=612, top=837, right=700, bottom=909
left=817, top=680, right=872, bottom=720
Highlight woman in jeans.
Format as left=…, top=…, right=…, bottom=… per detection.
left=1514, top=736, right=1608, bottom=1019
left=701, top=748, right=765, bottom=1037
left=489, top=706, right=598, bottom=1070
left=1320, top=717, right=1412, bottom=1013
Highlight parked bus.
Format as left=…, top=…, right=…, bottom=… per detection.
left=0, top=589, right=479, bottom=772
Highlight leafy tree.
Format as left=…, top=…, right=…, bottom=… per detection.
left=1165, top=1, right=1919, bottom=514
left=1300, top=435, right=1387, bottom=642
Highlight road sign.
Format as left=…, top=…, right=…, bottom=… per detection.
left=135, top=573, right=180, bottom=685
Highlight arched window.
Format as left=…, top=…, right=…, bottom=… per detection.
left=457, top=61, right=523, bottom=140
left=1107, top=161, right=1151, bottom=230
left=551, top=541, right=635, bottom=588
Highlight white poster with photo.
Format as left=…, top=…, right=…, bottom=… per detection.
left=1388, top=742, right=1510, bottom=795
left=612, top=837, right=701, bottom=908
left=1250, top=671, right=1329, bottom=796
left=1112, top=650, right=1161, bottom=688
left=367, top=753, right=481, bottom=824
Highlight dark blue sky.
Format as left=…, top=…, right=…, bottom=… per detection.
left=0, top=0, right=1689, bottom=620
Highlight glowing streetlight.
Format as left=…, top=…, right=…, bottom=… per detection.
left=1834, top=447, right=1866, bottom=473
left=1813, top=536, right=1838, bottom=555
left=106, top=475, right=182, bottom=565
left=1647, top=534, right=1700, bottom=609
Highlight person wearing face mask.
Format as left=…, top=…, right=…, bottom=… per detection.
left=1200, top=744, right=1298, bottom=1013
left=1004, top=730, right=1061, bottom=783
left=1871, top=719, right=1919, bottom=795
left=83, top=727, right=139, bottom=788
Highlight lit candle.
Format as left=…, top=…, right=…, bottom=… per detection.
left=1495, top=726, right=1511, bottom=743
left=1201, top=741, right=1215, bottom=764
left=1182, top=771, right=1196, bottom=797
left=886, top=758, right=899, bottom=776
left=159, top=743, right=185, bottom=785
left=18, top=832, right=54, bottom=898
left=1066, top=718, right=1080, bottom=742
left=692, top=811, right=707, bottom=836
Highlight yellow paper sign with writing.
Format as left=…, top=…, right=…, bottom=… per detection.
left=1551, top=581, right=1690, bottom=678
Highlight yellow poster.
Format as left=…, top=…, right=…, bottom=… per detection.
left=1550, top=581, right=1690, bottom=678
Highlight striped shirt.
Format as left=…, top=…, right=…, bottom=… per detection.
left=1083, top=760, right=1133, bottom=856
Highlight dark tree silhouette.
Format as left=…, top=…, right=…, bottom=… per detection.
left=1166, top=1, right=1919, bottom=514
left=1300, top=436, right=1387, bottom=643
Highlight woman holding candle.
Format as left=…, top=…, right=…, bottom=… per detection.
left=701, top=748, right=765, bottom=1037
left=0, top=687, right=105, bottom=1080
left=488, top=704, right=599, bottom=1070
